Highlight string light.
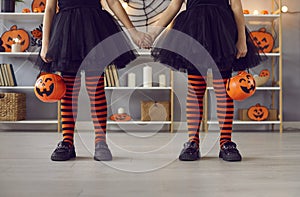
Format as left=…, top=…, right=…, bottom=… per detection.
left=281, top=5, right=288, bottom=13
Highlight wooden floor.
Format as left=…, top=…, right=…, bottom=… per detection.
left=0, top=130, right=299, bottom=197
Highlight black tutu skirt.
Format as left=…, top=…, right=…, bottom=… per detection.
left=36, top=1, right=137, bottom=74
left=151, top=0, right=264, bottom=74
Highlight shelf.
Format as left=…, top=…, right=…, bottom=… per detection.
left=138, top=51, right=151, bottom=56
left=0, top=120, right=58, bottom=124
left=207, top=87, right=280, bottom=91
left=256, top=87, right=280, bottom=90
left=0, top=13, right=44, bottom=21
left=207, top=120, right=280, bottom=125
left=0, top=86, right=34, bottom=90
left=264, top=53, right=280, bottom=57
left=245, top=14, right=280, bottom=19
left=105, top=87, right=172, bottom=90
left=245, top=14, right=280, bottom=24
left=0, top=52, right=39, bottom=57
left=107, top=120, right=172, bottom=125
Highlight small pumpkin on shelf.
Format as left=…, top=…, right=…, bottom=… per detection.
left=254, top=69, right=270, bottom=87
left=226, top=71, right=256, bottom=101
left=243, top=9, right=250, bottom=14
left=247, top=103, right=269, bottom=121
left=22, top=8, right=31, bottom=13
left=109, top=113, right=132, bottom=122
left=260, top=10, right=269, bottom=15
left=34, top=73, right=66, bottom=103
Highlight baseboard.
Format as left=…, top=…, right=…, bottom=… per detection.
left=1, top=121, right=299, bottom=132
left=283, top=121, right=300, bottom=131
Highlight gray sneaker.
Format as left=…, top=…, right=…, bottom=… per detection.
left=94, top=141, right=113, bottom=161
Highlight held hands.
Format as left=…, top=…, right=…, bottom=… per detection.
left=128, top=29, right=153, bottom=49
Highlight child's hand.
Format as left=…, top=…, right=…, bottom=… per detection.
left=40, top=46, right=52, bottom=63
left=236, top=38, right=247, bottom=59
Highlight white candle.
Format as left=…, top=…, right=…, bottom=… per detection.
left=118, top=107, right=125, bottom=114
left=143, top=65, right=152, bottom=87
left=128, top=72, right=136, bottom=87
left=11, top=43, right=21, bottom=52
left=159, top=74, right=166, bottom=87
left=253, top=10, right=259, bottom=15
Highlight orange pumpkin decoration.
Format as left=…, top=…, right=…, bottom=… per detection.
left=22, top=8, right=31, bottom=13
left=33, top=8, right=43, bottom=13
left=0, top=25, right=30, bottom=52
left=226, top=71, right=256, bottom=101
left=243, top=10, right=250, bottom=14
left=259, top=69, right=270, bottom=77
left=247, top=103, right=269, bottom=121
left=31, top=28, right=42, bottom=39
left=110, top=113, right=131, bottom=121
left=250, top=27, right=274, bottom=53
left=31, top=0, right=46, bottom=13
left=260, top=10, right=269, bottom=15
left=34, top=73, right=66, bottom=103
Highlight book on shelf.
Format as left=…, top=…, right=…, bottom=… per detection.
left=108, top=65, right=115, bottom=87
left=104, top=65, right=120, bottom=87
left=0, top=63, right=17, bottom=86
left=105, top=66, right=112, bottom=87
left=111, top=64, right=119, bottom=87
left=0, top=65, right=4, bottom=86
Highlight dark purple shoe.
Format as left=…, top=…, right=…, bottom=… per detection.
left=219, top=141, right=242, bottom=162
left=179, top=141, right=200, bottom=161
left=51, top=141, right=76, bottom=161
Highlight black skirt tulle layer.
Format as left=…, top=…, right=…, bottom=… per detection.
left=151, top=4, right=264, bottom=74
left=36, top=7, right=137, bottom=74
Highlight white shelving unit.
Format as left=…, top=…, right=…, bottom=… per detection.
left=0, top=11, right=59, bottom=128
left=203, top=0, right=283, bottom=132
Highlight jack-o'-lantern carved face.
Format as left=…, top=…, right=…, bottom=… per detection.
left=259, top=69, right=270, bottom=77
left=34, top=73, right=66, bottom=103
left=250, top=28, right=274, bottom=53
left=31, top=28, right=42, bottom=39
left=226, top=71, right=256, bottom=101
left=31, top=0, right=46, bottom=12
left=247, top=103, right=269, bottom=121
left=0, top=25, right=30, bottom=52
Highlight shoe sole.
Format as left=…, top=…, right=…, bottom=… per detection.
left=94, top=156, right=112, bottom=161
left=219, top=151, right=242, bottom=162
left=179, top=153, right=200, bottom=161
left=51, top=152, right=76, bottom=161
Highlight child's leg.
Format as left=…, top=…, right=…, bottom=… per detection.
left=85, top=71, right=112, bottom=161
left=186, top=72, right=207, bottom=144
left=51, top=73, right=81, bottom=161
left=212, top=71, right=234, bottom=147
left=60, top=74, right=81, bottom=145
left=179, top=69, right=206, bottom=161
left=213, top=71, right=241, bottom=161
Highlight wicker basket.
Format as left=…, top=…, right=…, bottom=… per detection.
left=141, top=101, right=170, bottom=121
left=0, top=93, right=26, bottom=121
